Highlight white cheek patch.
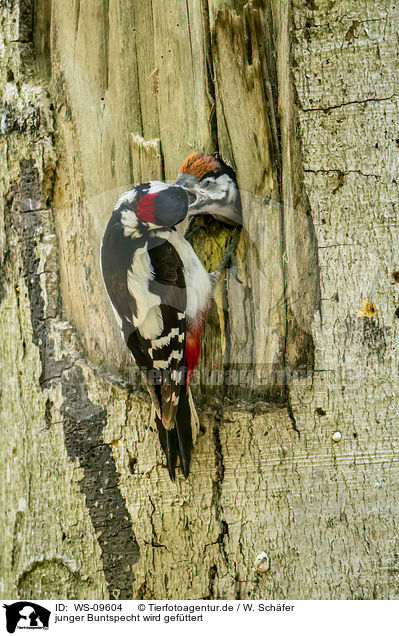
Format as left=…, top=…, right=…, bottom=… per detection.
left=199, top=201, right=234, bottom=216
left=201, top=173, right=234, bottom=202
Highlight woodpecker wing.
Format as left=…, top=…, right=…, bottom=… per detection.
left=100, top=208, right=139, bottom=330
left=101, top=213, right=187, bottom=430
left=145, top=235, right=187, bottom=429
left=101, top=185, right=202, bottom=479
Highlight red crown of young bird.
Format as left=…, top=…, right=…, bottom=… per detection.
left=179, top=152, right=220, bottom=178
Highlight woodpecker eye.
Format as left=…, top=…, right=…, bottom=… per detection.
left=201, top=178, right=212, bottom=189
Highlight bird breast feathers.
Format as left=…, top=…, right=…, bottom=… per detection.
left=167, top=231, right=211, bottom=321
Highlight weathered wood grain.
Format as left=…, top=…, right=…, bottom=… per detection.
left=130, top=134, right=164, bottom=184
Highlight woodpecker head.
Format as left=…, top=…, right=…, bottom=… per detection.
left=116, top=181, right=189, bottom=237
left=176, top=152, right=242, bottom=226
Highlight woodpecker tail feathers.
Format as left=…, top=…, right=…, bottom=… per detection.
left=153, top=387, right=197, bottom=480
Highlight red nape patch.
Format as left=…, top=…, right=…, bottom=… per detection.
left=179, top=152, right=219, bottom=179
left=136, top=192, right=157, bottom=223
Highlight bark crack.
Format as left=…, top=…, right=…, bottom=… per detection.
left=293, top=17, right=385, bottom=31
left=304, top=168, right=381, bottom=179
left=301, top=94, right=397, bottom=113
left=202, top=0, right=218, bottom=152
left=185, top=0, right=194, bottom=76
left=210, top=416, right=229, bottom=567
left=147, top=495, right=168, bottom=550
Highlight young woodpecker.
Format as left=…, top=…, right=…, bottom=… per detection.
left=176, top=151, right=243, bottom=281
left=101, top=181, right=212, bottom=480
left=175, top=152, right=242, bottom=227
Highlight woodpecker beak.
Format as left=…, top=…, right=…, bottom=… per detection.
left=181, top=186, right=210, bottom=215
left=176, top=173, right=243, bottom=227
left=181, top=187, right=200, bottom=207
left=176, top=176, right=215, bottom=214
left=176, top=177, right=201, bottom=207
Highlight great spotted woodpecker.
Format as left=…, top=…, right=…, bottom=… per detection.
left=177, top=151, right=243, bottom=283
left=101, top=181, right=212, bottom=479
left=176, top=152, right=242, bottom=227
left=101, top=156, right=242, bottom=480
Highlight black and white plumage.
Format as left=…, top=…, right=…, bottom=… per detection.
left=175, top=152, right=242, bottom=227
left=101, top=181, right=212, bottom=479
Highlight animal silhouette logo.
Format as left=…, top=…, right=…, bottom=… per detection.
left=3, top=602, right=50, bottom=633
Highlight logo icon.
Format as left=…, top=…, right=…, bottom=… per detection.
left=3, top=603, right=51, bottom=634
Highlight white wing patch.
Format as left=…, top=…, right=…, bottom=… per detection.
left=139, top=306, right=163, bottom=340
left=127, top=243, right=163, bottom=339
left=168, top=231, right=211, bottom=322
left=149, top=328, right=180, bottom=354
left=121, top=209, right=140, bottom=238
left=153, top=349, right=184, bottom=369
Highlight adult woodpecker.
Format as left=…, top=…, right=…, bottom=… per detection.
left=176, top=152, right=242, bottom=227
left=101, top=181, right=212, bottom=480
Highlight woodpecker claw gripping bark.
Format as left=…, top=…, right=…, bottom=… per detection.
left=210, top=228, right=242, bottom=287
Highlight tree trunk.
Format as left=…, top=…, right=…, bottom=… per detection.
left=1, top=0, right=397, bottom=600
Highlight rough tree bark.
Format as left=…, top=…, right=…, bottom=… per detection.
left=0, top=0, right=398, bottom=600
